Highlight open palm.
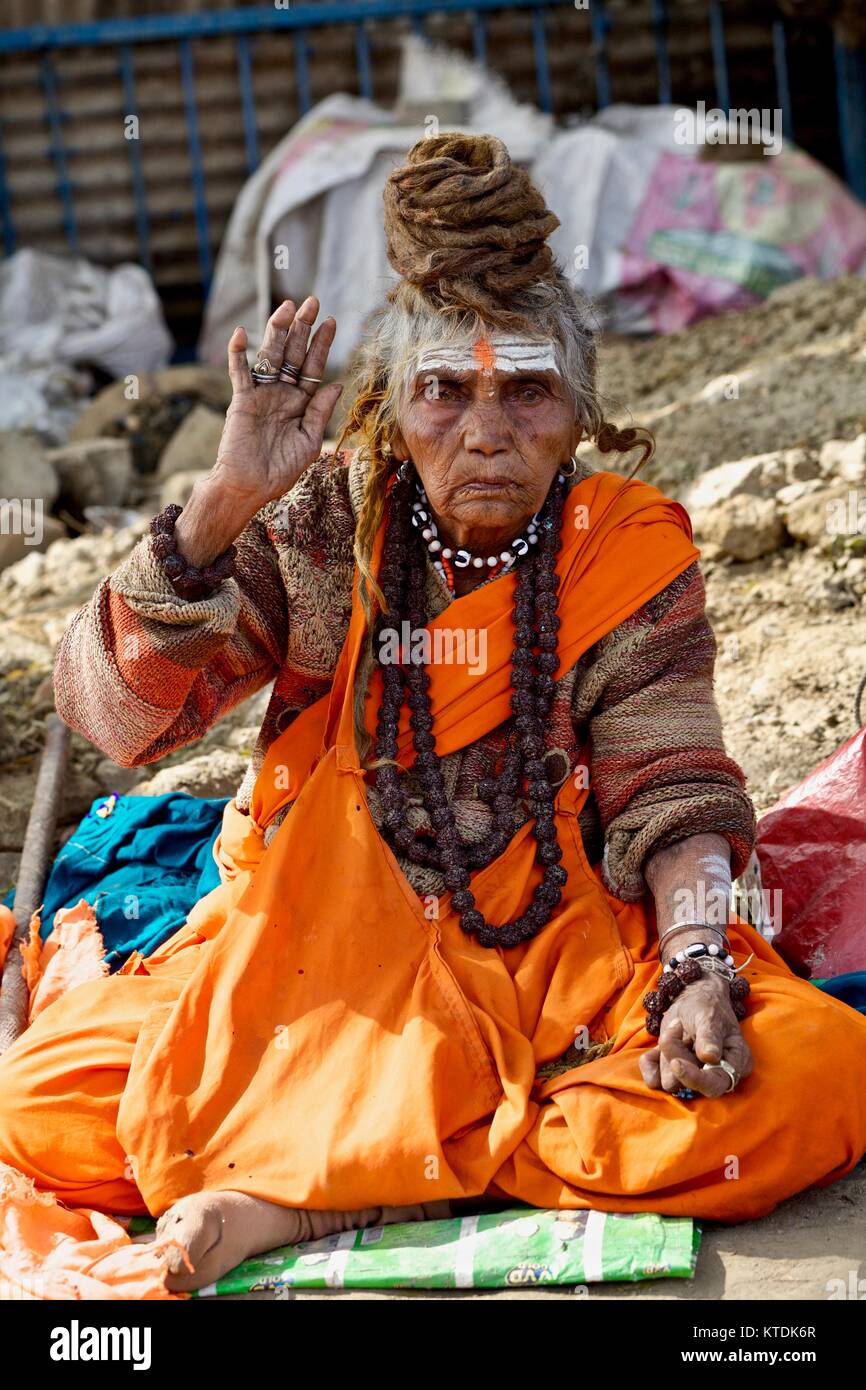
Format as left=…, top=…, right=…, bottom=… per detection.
left=216, top=296, right=344, bottom=510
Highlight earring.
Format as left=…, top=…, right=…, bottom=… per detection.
left=396, top=459, right=412, bottom=481
left=560, top=454, right=578, bottom=478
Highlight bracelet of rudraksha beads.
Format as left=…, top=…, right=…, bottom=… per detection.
left=149, top=503, right=237, bottom=601
left=642, top=943, right=750, bottom=1037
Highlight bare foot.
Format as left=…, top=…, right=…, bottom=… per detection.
left=156, top=1191, right=451, bottom=1293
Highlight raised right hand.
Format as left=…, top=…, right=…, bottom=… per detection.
left=216, top=296, right=343, bottom=509
left=174, top=297, right=343, bottom=566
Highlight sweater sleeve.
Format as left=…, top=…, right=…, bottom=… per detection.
left=53, top=504, right=291, bottom=767
left=575, top=560, right=756, bottom=901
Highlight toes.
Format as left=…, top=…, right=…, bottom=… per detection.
left=156, top=1192, right=307, bottom=1293
left=156, top=1196, right=223, bottom=1287
left=160, top=1241, right=196, bottom=1285
left=381, top=1203, right=429, bottom=1225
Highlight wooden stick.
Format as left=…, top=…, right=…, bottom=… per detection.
left=0, top=715, right=70, bottom=1055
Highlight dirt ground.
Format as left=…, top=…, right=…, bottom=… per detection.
left=598, top=272, right=866, bottom=818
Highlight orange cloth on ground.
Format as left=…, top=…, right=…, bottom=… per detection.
left=0, top=467, right=865, bottom=1267
left=22, top=900, right=109, bottom=1023
left=0, top=1164, right=188, bottom=1300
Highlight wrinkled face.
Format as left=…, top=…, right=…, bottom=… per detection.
left=392, top=334, right=581, bottom=552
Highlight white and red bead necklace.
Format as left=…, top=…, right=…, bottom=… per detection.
left=410, top=476, right=568, bottom=590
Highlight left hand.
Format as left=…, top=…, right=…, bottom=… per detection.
left=639, top=974, right=753, bottom=1098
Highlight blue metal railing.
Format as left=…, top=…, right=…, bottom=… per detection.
left=38, top=50, right=80, bottom=254
left=834, top=34, right=866, bottom=207
left=118, top=42, right=152, bottom=274
left=235, top=33, right=261, bottom=173
left=0, top=0, right=864, bottom=296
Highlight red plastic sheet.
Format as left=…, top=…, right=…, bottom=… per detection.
left=756, top=728, right=866, bottom=977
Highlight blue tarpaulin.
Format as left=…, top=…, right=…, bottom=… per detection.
left=3, top=791, right=227, bottom=968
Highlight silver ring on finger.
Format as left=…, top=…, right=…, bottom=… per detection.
left=298, top=374, right=323, bottom=384
left=251, top=358, right=279, bottom=384
left=703, top=1058, right=738, bottom=1092
left=278, top=362, right=302, bottom=383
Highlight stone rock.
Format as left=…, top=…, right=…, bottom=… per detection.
left=40, top=524, right=145, bottom=579
left=152, top=364, right=232, bottom=412
left=68, top=375, right=158, bottom=442
left=47, top=438, right=134, bottom=510
left=0, top=522, right=146, bottom=606
left=840, top=555, right=866, bottom=586
left=83, top=504, right=148, bottom=533
left=0, top=430, right=60, bottom=514
left=818, top=434, right=866, bottom=483
left=94, top=758, right=145, bottom=795
left=699, top=371, right=755, bottom=404
left=129, top=749, right=247, bottom=799
left=684, top=449, right=817, bottom=511
left=0, top=850, right=20, bottom=897
left=692, top=495, right=785, bottom=561
left=0, top=548, right=47, bottom=594
left=775, top=478, right=826, bottom=507
left=68, top=366, right=231, bottom=446
left=0, top=766, right=95, bottom=851
left=42, top=536, right=87, bottom=575
left=784, top=451, right=821, bottom=483
left=0, top=516, right=66, bottom=574
left=159, top=468, right=209, bottom=510
left=822, top=577, right=857, bottom=610
left=42, top=613, right=73, bottom=648
left=783, top=482, right=862, bottom=546
left=0, top=624, right=53, bottom=670
left=685, top=457, right=774, bottom=510
left=157, top=404, right=224, bottom=479
left=748, top=674, right=776, bottom=707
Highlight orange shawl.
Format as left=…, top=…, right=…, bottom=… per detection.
left=251, top=469, right=699, bottom=816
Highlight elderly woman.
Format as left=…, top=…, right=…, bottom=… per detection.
left=1, top=135, right=865, bottom=1294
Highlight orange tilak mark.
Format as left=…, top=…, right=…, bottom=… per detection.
left=473, top=335, right=496, bottom=375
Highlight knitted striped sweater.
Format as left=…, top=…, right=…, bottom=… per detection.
left=53, top=452, right=755, bottom=901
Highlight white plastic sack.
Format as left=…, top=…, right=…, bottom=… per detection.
left=0, top=248, right=174, bottom=439
left=0, top=248, right=173, bottom=378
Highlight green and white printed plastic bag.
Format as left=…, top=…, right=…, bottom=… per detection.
left=188, top=1207, right=700, bottom=1295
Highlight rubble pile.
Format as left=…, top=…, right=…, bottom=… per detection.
left=1, top=274, right=865, bottom=891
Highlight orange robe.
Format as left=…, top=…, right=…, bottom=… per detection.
left=1, top=470, right=865, bottom=1224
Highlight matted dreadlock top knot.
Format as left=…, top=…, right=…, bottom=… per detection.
left=383, top=132, right=561, bottom=326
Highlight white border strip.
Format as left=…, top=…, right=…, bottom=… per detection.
left=454, top=1214, right=481, bottom=1288
left=324, top=1228, right=357, bottom=1288
left=582, top=1210, right=607, bottom=1282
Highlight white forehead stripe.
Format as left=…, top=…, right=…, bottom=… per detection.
left=414, top=335, right=559, bottom=377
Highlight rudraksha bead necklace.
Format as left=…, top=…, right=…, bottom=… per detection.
left=372, top=463, right=568, bottom=948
